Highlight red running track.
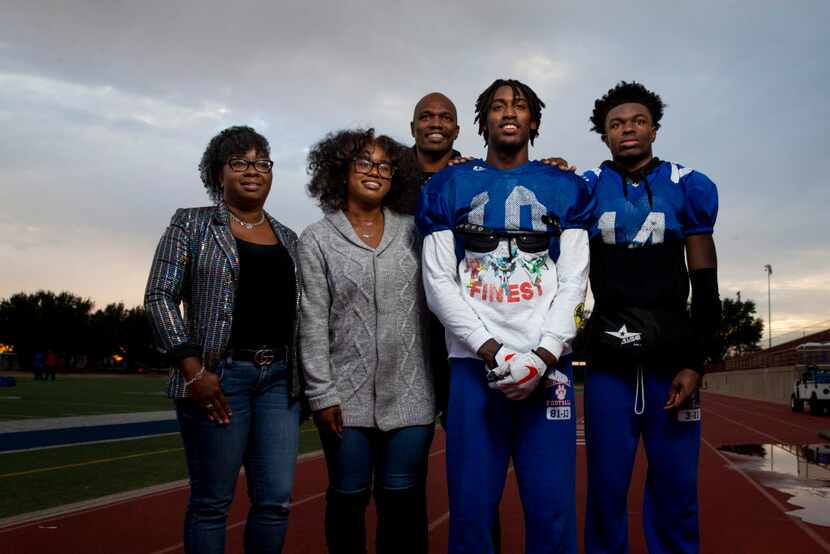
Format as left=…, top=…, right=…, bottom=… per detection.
left=3, top=391, right=830, bottom=553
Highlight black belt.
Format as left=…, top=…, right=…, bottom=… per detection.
left=227, top=346, right=287, bottom=366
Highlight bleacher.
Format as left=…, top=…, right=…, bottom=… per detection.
left=706, top=329, right=830, bottom=372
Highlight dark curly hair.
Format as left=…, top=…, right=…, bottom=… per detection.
left=198, top=126, right=271, bottom=203
left=590, top=81, right=666, bottom=135
left=306, top=129, right=420, bottom=214
left=474, top=78, right=545, bottom=146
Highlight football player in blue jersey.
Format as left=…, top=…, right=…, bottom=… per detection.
left=580, top=81, right=721, bottom=554
left=416, top=79, right=593, bottom=554
left=407, top=91, right=507, bottom=554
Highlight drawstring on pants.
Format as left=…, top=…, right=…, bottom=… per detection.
left=634, top=364, right=645, bottom=415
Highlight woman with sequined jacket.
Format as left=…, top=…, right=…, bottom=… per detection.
left=145, top=126, right=302, bottom=554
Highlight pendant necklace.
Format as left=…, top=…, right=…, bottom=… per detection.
left=229, top=210, right=266, bottom=230
left=347, top=211, right=382, bottom=239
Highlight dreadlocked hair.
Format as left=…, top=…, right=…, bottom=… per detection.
left=474, top=78, right=545, bottom=145
left=590, top=81, right=665, bottom=134
left=198, top=126, right=270, bottom=203
left=305, top=128, right=420, bottom=214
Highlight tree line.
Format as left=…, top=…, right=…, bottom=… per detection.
left=0, top=290, right=764, bottom=373
left=0, top=291, right=162, bottom=372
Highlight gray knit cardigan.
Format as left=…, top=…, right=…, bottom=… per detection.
left=298, top=208, right=435, bottom=430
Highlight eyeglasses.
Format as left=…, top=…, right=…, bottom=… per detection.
left=353, top=157, right=395, bottom=179
left=226, top=158, right=274, bottom=173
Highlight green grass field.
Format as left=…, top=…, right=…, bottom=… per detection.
left=0, top=375, right=322, bottom=519
left=0, top=424, right=322, bottom=519
left=0, top=374, right=171, bottom=420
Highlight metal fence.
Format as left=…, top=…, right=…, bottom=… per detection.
left=707, top=329, right=830, bottom=372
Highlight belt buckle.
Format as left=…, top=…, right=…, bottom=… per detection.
left=253, top=348, right=275, bottom=367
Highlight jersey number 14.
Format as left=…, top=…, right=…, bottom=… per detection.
left=598, top=211, right=665, bottom=248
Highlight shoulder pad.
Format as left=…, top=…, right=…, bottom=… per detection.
left=670, top=162, right=695, bottom=184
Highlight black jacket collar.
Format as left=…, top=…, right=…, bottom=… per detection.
left=601, top=157, right=662, bottom=206
left=601, top=157, right=662, bottom=184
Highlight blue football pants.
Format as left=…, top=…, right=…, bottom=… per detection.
left=446, top=357, right=577, bottom=554
left=584, top=366, right=701, bottom=554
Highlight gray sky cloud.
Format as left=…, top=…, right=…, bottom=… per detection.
left=1, top=0, right=827, bottom=343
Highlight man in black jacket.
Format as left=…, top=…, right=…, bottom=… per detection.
left=407, top=91, right=462, bottom=423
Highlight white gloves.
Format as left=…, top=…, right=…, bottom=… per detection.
left=487, top=350, right=547, bottom=400
left=491, top=348, right=517, bottom=374
left=484, top=346, right=518, bottom=383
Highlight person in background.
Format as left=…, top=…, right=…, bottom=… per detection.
left=403, top=92, right=461, bottom=427
left=299, top=128, right=434, bottom=553
left=33, top=351, right=44, bottom=381
left=410, top=92, right=462, bottom=183
left=44, top=350, right=58, bottom=381
left=145, top=126, right=302, bottom=554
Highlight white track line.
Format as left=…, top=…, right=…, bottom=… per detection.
left=702, top=437, right=830, bottom=553
left=704, top=407, right=786, bottom=443
left=702, top=404, right=830, bottom=552
left=703, top=396, right=824, bottom=434
left=425, top=466, right=516, bottom=535
left=0, top=478, right=191, bottom=533
left=147, top=491, right=331, bottom=554
left=149, top=447, right=449, bottom=554
left=0, top=450, right=325, bottom=532
left=9, top=422, right=581, bottom=550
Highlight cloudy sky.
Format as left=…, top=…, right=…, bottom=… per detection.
left=1, top=0, right=827, bottom=345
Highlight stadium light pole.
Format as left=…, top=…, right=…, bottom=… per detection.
left=763, top=264, right=773, bottom=348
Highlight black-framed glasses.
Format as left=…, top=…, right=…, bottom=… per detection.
left=226, top=158, right=274, bottom=174
left=353, top=157, right=395, bottom=179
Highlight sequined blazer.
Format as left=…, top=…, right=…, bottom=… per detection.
left=144, top=202, right=303, bottom=399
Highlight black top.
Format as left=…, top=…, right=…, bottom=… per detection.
left=399, top=146, right=462, bottom=216
left=417, top=146, right=462, bottom=183
left=411, top=146, right=461, bottom=416
left=229, top=238, right=296, bottom=350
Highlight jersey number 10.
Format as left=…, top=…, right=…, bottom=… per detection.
left=468, top=186, right=547, bottom=231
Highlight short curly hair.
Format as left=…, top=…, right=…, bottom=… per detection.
left=306, top=129, right=419, bottom=214
left=590, top=81, right=665, bottom=135
left=198, top=126, right=270, bottom=203
left=474, top=79, right=545, bottom=146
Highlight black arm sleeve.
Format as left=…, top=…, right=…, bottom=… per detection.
left=689, top=267, right=721, bottom=374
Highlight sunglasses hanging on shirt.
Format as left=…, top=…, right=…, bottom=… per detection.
left=456, top=214, right=561, bottom=255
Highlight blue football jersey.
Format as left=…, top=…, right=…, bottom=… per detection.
left=582, top=159, right=718, bottom=247
left=416, top=159, right=594, bottom=355
left=581, top=158, right=718, bottom=311
left=417, top=159, right=594, bottom=260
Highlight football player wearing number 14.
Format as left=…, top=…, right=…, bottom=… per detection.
left=416, top=79, right=593, bottom=554
left=580, top=82, right=721, bottom=554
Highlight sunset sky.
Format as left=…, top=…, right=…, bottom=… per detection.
left=1, top=0, right=827, bottom=345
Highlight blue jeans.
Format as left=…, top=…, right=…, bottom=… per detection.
left=176, top=359, right=300, bottom=554
left=320, top=425, right=435, bottom=553
left=321, top=425, right=435, bottom=493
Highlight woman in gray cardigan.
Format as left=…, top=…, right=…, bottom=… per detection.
left=299, top=129, right=435, bottom=553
